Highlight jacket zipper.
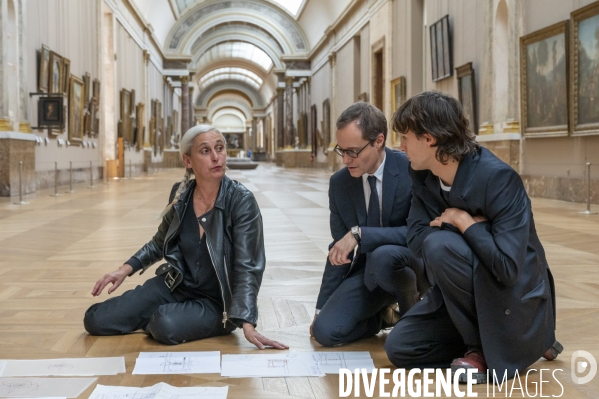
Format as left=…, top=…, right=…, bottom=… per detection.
left=204, top=229, right=229, bottom=327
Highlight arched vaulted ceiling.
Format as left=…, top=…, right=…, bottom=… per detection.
left=196, top=81, right=265, bottom=108
left=153, top=0, right=312, bottom=128
left=166, top=0, right=308, bottom=56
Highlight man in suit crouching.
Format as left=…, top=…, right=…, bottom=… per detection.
left=311, top=102, right=427, bottom=347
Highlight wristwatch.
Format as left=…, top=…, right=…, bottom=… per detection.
left=351, top=226, right=361, bottom=244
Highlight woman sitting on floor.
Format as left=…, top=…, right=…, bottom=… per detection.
left=84, top=124, right=287, bottom=349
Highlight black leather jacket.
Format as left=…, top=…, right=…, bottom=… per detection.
left=128, top=175, right=265, bottom=327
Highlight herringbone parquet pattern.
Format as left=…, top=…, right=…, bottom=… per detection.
left=0, top=164, right=597, bottom=398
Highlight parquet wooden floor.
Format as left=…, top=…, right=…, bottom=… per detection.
left=0, top=164, right=598, bottom=398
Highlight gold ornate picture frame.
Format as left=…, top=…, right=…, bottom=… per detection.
left=570, top=2, right=599, bottom=136
left=68, top=75, right=85, bottom=145
left=456, top=63, right=478, bottom=135
left=520, top=20, right=569, bottom=138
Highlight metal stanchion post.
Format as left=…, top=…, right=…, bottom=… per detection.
left=14, top=161, right=29, bottom=205
left=88, top=160, right=96, bottom=189
left=580, top=162, right=597, bottom=215
left=67, top=161, right=74, bottom=193
left=50, top=161, right=60, bottom=197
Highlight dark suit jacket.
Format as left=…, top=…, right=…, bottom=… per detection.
left=315, top=148, right=412, bottom=309
left=407, top=147, right=556, bottom=378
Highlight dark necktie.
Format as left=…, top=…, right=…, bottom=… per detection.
left=367, top=175, right=381, bottom=227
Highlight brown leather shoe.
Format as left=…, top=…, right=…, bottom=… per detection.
left=380, top=304, right=401, bottom=329
left=451, top=351, right=488, bottom=384
left=543, top=341, right=563, bottom=361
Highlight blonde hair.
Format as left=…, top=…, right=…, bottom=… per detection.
left=158, top=124, right=225, bottom=218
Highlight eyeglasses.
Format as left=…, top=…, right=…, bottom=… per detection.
left=333, top=141, right=373, bottom=158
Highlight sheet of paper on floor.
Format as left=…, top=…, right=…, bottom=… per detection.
left=0, top=357, right=125, bottom=377
left=0, top=377, right=96, bottom=398
left=310, top=351, right=375, bottom=374
left=132, top=352, right=220, bottom=374
left=88, top=383, right=228, bottom=399
left=221, top=353, right=325, bottom=377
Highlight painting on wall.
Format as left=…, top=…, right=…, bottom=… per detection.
left=68, top=75, right=85, bottom=145
left=571, top=2, right=599, bottom=136
left=322, top=98, right=331, bottom=152
left=49, top=51, right=63, bottom=94
left=224, top=133, right=244, bottom=149
left=456, top=63, right=478, bottom=135
left=520, top=20, right=569, bottom=137
left=120, top=89, right=131, bottom=142
left=357, top=92, right=368, bottom=103
left=83, top=73, right=91, bottom=104
left=38, top=44, right=51, bottom=93
left=136, top=103, right=145, bottom=150
left=92, top=79, right=101, bottom=109
left=38, top=96, right=63, bottom=127
left=62, top=58, right=70, bottom=95
left=391, top=76, right=406, bottom=113
left=430, top=15, right=453, bottom=82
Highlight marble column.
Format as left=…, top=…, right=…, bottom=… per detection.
left=180, top=76, right=189, bottom=135
left=276, top=87, right=284, bottom=149
left=284, top=76, right=294, bottom=149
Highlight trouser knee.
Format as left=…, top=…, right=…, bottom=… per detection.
left=312, top=317, right=349, bottom=347
left=145, top=312, right=182, bottom=345
left=83, top=303, right=110, bottom=336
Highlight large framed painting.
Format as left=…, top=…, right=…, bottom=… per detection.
left=68, top=75, right=85, bottom=145
left=136, top=103, right=145, bottom=150
left=92, top=79, right=101, bottom=110
left=83, top=73, right=91, bottom=105
left=322, top=98, right=331, bottom=152
left=38, top=45, right=51, bottom=93
left=224, top=133, right=244, bottom=149
left=48, top=51, right=63, bottom=94
left=61, top=58, right=70, bottom=95
left=571, top=2, right=599, bottom=136
left=520, top=21, right=569, bottom=137
left=430, top=15, right=453, bottom=82
left=391, top=76, right=406, bottom=113
left=456, top=63, right=478, bottom=135
left=120, top=89, right=131, bottom=142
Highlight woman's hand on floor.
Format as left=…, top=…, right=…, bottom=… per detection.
left=243, top=323, right=289, bottom=350
left=91, top=264, right=133, bottom=296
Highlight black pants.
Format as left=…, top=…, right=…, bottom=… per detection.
left=312, top=245, right=420, bottom=347
left=84, top=275, right=235, bottom=345
left=385, top=230, right=479, bottom=368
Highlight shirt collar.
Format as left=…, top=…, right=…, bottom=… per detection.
left=362, top=152, right=386, bottom=183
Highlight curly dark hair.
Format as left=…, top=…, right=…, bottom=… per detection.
left=391, top=91, right=478, bottom=164
left=336, top=101, right=387, bottom=142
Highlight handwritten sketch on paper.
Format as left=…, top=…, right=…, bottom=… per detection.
left=221, top=353, right=324, bottom=377
left=0, top=358, right=125, bottom=377
left=132, top=352, right=220, bottom=375
left=311, top=352, right=375, bottom=374
left=88, top=382, right=228, bottom=399
left=0, top=377, right=96, bottom=398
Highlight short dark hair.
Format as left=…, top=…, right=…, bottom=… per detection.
left=336, top=102, right=387, bottom=142
left=392, top=91, right=478, bottom=164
